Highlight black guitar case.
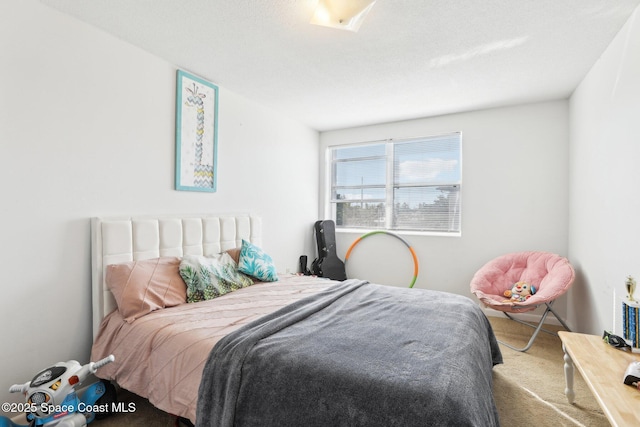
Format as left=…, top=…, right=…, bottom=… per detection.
left=311, top=220, right=347, bottom=281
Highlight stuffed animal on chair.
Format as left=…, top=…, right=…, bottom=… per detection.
left=504, top=281, right=536, bottom=302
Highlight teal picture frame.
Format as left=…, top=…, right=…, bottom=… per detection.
left=175, top=70, right=219, bottom=192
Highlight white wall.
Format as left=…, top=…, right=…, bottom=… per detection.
left=568, top=6, right=640, bottom=335
left=320, top=100, right=570, bottom=308
left=0, top=0, right=319, bottom=413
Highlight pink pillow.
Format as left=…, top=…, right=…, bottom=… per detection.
left=225, top=248, right=241, bottom=264
left=106, top=257, right=187, bottom=322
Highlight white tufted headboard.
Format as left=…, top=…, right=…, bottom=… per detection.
left=91, top=214, right=262, bottom=340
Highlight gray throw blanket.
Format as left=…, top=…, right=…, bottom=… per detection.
left=197, top=280, right=503, bottom=426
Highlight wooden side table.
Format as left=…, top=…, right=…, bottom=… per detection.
left=558, top=331, right=640, bottom=426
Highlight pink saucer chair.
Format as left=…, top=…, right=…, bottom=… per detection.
left=470, top=251, right=575, bottom=352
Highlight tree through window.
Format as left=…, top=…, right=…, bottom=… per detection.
left=328, top=133, right=461, bottom=234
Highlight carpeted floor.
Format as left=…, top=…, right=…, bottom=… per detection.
left=91, top=316, right=608, bottom=426
left=489, top=316, right=607, bottom=427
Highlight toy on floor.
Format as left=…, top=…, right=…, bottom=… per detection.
left=504, top=281, right=536, bottom=302
left=0, top=355, right=115, bottom=427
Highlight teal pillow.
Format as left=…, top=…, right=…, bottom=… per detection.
left=238, top=240, right=279, bottom=282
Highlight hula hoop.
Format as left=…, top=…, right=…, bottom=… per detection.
left=345, top=231, right=419, bottom=288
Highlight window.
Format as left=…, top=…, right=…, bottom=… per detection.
left=328, top=133, right=461, bottom=234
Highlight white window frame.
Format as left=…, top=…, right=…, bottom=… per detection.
left=325, top=133, right=462, bottom=236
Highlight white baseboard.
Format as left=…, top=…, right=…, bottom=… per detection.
left=482, top=307, right=563, bottom=326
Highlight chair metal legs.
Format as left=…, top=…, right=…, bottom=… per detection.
left=498, top=300, right=571, bottom=352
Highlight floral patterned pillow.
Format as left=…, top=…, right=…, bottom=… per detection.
left=237, top=239, right=279, bottom=282
left=179, top=253, right=254, bottom=303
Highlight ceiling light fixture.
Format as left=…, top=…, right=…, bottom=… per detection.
left=310, top=0, right=376, bottom=32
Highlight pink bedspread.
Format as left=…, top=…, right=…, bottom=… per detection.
left=90, top=275, right=336, bottom=423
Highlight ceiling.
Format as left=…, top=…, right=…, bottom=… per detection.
left=40, top=0, right=640, bottom=132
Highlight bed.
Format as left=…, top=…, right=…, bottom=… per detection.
left=90, top=214, right=503, bottom=426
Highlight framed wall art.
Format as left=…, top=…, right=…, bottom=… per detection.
left=175, top=70, right=219, bottom=192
